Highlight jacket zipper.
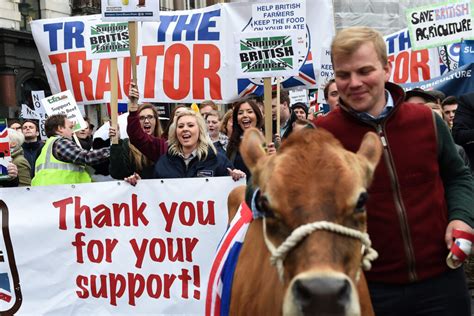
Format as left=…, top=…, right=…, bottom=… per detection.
left=375, top=124, right=417, bottom=281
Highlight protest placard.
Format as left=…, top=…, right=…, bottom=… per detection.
left=316, top=47, right=333, bottom=104
left=0, top=120, right=10, bottom=179
left=41, top=90, right=87, bottom=132
left=407, top=1, right=474, bottom=50
left=236, top=32, right=298, bottom=79
left=252, top=0, right=306, bottom=33
left=0, top=178, right=240, bottom=314
left=102, top=0, right=160, bottom=22
left=31, top=2, right=335, bottom=104
left=84, top=18, right=137, bottom=60
left=289, top=89, right=308, bottom=105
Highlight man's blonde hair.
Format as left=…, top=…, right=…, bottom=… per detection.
left=331, top=26, right=388, bottom=66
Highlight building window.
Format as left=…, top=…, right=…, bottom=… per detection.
left=19, top=0, right=41, bottom=32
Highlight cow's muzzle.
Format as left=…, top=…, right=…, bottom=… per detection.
left=284, top=272, right=360, bottom=316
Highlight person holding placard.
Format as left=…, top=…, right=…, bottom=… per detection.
left=126, top=83, right=168, bottom=162
left=109, top=103, right=164, bottom=180
left=316, top=26, right=473, bottom=315
left=125, top=109, right=245, bottom=185
left=31, top=114, right=110, bottom=186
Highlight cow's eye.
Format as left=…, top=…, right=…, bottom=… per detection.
left=355, top=192, right=368, bottom=213
left=257, top=194, right=273, bottom=215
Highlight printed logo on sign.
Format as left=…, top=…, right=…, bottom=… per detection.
left=90, top=23, right=129, bottom=55
left=239, top=36, right=294, bottom=73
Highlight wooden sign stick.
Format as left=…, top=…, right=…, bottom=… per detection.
left=128, top=21, right=138, bottom=86
left=110, top=58, right=119, bottom=145
left=276, top=77, right=281, bottom=135
left=264, top=77, right=273, bottom=145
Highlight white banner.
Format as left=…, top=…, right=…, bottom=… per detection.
left=31, top=1, right=335, bottom=104
left=0, top=178, right=241, bottom=314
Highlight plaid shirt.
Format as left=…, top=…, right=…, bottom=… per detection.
left=53, top=137, right=110, bottom=166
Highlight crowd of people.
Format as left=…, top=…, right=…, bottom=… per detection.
left=1, top=25, right=474, bottom=315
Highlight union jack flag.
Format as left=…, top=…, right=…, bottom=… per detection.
left=205, top=202, right=253, bottom=316
left=0, top=273, right=12, bottom=303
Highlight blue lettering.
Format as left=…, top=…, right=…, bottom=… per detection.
left=398, top=31, right=411, bottom=51
left=43, top=23, right=63, bottom=52
left=64, top=22, right=85, bottom=49
left=198, top=9, right=220, bottom=41
left=173, top=14, right=201, bottom=41
left=385, top=34, right=397, bottom=55
left=157, top=15, right=178, bottom=42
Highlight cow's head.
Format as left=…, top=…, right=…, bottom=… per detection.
left=240, top=127, right=382, bottom=316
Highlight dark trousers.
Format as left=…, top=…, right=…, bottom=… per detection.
left=368, top=268, right=470, bottom=316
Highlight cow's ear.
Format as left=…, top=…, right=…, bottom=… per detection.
left=356, top=131, right=383, bottom=172
left=240, top=128, right=266, bottom=171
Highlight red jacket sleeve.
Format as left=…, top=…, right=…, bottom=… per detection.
left=127, top=111, right=168, bottom=162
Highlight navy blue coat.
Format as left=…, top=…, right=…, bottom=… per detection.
left=153, top=147, right=233, bottom=179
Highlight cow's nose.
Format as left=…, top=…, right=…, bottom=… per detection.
left=292, top=277, right=351, bottom=315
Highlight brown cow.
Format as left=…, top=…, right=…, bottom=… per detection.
left=227, top=127, right=382, bottom=316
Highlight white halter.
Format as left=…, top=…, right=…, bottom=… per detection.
left=262, top=217, right=378, bottom=282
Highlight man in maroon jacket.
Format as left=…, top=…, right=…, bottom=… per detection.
left=316, top=26, right=474, bottom=315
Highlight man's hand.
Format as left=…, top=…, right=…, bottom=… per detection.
left=128, top=82, right=139, bottom=112
left=445, top=219, right=473, bottom=249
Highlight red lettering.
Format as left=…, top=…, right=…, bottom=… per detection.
left=168, top=238, right=184, bottom=262
left=127, top=272, right=145, bottom=306
left=142, top=45, right=164, bottom=98
left=146, top=274, right=163, bottom=299
left=72, top=232, right=86, bottom=263
left=164, top=273, right=177, bottom=299
left=95, top=59, right=123, bottom=100
left=179, top=201, right=196, bottom=226
left=184, top=238, right=199, bottom=261
left=49, top=53, right=68, bottom=91
left=160, top=201, right=177, bottom=232
left=149, top=238, right=166, bottom=263
left=130, top=238, right=148, bottom=268
left=91, top=274, right=108, bottom=298
left=87, top=240, right=105, bottom=263
left=53, top=196, right=74, bottom=230
left=197, top=200, right=215, bottom=226
left=76, top=275, right=89, bottom=299
left=193, top=265, right=200, bottom=299
left=164, top=43, right=191, bottom=100
left=393, top=51, right=410, bottom=83
left=193, top=44, right=222, bottom=100
left=74, top=196, right=92, bottom=229
left=68, top=51, right=94, bottom=102
left=109, top=273, right=126, bottom=306
left=178, top=269, right=191, bottom=299
left=410, top=50, right=430, bottom=82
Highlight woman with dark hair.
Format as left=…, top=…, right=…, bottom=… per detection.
left=227, top=99, right=275, bottom=179
left=109, top=103, right=164, bottom=179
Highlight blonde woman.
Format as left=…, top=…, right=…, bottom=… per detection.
left=125, top=110, right=245, bottom=185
